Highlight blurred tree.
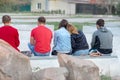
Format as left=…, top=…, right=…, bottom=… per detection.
left=97, top=0, right=120, bottom=15
left=116, top=3, right=120, bottom=16
left=0, top=0, right=13, bottom=12
left=0, top=0, right=30, bottom=12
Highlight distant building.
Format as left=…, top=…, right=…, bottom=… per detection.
left=31, top=0, right=108, bottom=14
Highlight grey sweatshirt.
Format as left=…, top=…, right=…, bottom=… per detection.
left=91, top=27, right=113, bottom=49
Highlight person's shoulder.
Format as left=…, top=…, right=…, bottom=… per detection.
left=54, top=28, right=64, bottom=36
left=32, top=26, right=38, bottom=31
left=44, top=26, right=52, bottom=31
left=55, top=28, right=61, bottom=32
left=8, top=26, right=18, bottom=31
left=107, top=29, right=112, bottom=33
left=92, top=30, right=99, bottom=36
left=0, top=26, right=4, bottom=29
left=94, top=30, right=98, bottom=34
left=78, top=30, right=84, bottom=34
left=54, top=29, right=59, bottom=34
left=107, top=29, right=113, bottom=35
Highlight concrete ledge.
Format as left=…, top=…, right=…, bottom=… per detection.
left=30, top=55, right=118, bottom=60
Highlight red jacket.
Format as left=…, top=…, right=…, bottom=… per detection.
left=0, top=25, right=20, bottom=51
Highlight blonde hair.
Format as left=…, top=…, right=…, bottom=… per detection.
left=67, top=24, right=78, bottom=34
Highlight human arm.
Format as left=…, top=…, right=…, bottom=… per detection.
left=15, top=30, right=20, bottom=47
left=71, top=35, right=76, bottom=49
left=53, top=31, right=58, bottom=47
left=91, top=32, right=96, bottom=48
left=30, top=37, right=36, bottom=45
left=30, top=30, right=36, bottom=45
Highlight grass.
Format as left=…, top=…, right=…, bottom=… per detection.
left=7, top=21, right=94, bottom=30
left=47, top=22, right=94, bottom=30
left=69, top=14, right=95, bottom=18
left=101, top=75, right=112, bottom=80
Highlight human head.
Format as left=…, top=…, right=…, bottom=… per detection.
left=2, top=15, right=11, bottom=24
left=96, top=19, right=105, bottom=28
left=38, top=16, right=46, bottom=24
left=58, top=19, right=68, bottom=29
left=67, top=24, right=78, bottom=34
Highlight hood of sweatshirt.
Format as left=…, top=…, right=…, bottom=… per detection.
left=98, top=27, right=108, bottom=32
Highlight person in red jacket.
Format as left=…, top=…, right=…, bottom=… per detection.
left=28, top=16, right=52, bottom=56
left=0, top=15, right=20, bottom=51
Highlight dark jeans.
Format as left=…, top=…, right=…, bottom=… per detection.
left=52, top=50, right=72, bottom=55
left=97, top=48, right=112, bottom=54
left=91, top=36, right=112, bottom=54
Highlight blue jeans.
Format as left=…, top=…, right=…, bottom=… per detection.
left=28, top=43, right=50, bottom=56
left=73, top=49, right=89, bottom=56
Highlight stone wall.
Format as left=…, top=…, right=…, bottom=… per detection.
left=0, top=39, right=100, bottom=80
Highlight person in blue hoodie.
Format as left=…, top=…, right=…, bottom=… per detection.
left=90, top=19, right=113, bottom=55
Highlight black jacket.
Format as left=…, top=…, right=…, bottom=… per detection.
left=71, top=30, right=89, bottom=53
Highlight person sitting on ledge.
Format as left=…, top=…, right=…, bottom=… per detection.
left=28, top=16, right=52, bottom=56
left=0, top=15, right=20, bottom=51
left=90, top=19, right=113, bottom=56
left=52, top=19, right=72, bottom=55
left=66, top=24, right=89, bottom=56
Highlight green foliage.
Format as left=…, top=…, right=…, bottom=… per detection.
left=116, top=3, right=120, bottom=16
left=47, top=22, right=59, bottom=30
left=101, top=75, right=111, bottom=80
left=47, top=22, right=93, bottom=30
left=71, top=22, right=83, bottom=30
left=0, top=0, right=13, bottom=12
left=0, top=0, right=30, bottom=12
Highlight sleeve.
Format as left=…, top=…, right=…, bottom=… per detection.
left=53, top=31, right=58, bottom=47
left=31, top=29, right=34, bottom=37
left=71, top=35, right=76, bottom=49
left=15, top=30, right=20, bottom=47
left=91, top=32, right=96, bottom=48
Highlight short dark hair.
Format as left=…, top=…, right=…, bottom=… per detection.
left=58, top=19, right=68, bottom=29
left=2, top=15, right=11, bottom=23
left=38, top=16, right=46, bottom=23
left=96, top=19, right=104, bottom=27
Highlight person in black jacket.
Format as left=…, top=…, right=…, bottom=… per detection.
left=67, top=24, right=89, bottom=56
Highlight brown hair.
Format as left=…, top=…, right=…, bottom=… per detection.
left=2, top=15, right=11, bottom=23
left=58, top=19, right=68, bottom=29
left=67, top=24, right=78, bottom=34
left=38, top=16, right=46, bottom=24
left=96, top=19, right=104, bottom=27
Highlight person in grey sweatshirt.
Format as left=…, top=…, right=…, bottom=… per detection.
left=90, top=19, right=113, bottom=55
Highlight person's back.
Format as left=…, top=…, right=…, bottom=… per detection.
left=67, top=24, right=89, bottom=56
left=52, top=19, right=72, bottom=55
left=28, top=16, right=52, bottom=56
left=32, top=25, right=52, bottom=53
left=94, top=27, right=113, bottom=49
left=91, top=19, right=113, bottom=54
left=0, top=15, right=20, bottom=51
left=71, top=30, right=89, bottom=53
left=54, top=27, right=71, bottom=52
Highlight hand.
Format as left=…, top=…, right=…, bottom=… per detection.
left=90, top=52, right=103, bottom=57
